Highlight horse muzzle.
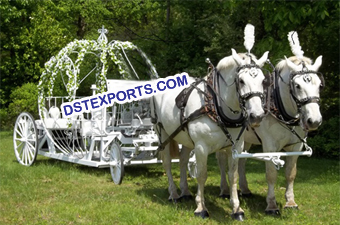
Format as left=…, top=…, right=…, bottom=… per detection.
left=303, top=117, right=322, bottom=131
left=248, top=112, right=265, bottom=128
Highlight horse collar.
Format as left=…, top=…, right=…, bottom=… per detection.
left=205, top=68, right=247, bottom=128
left=272, top=69, right=300, bottom=126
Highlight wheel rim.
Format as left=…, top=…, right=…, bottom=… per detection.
left=13, top=112, right=38, bottom=166
left=110, top=142, right=124, bottom=184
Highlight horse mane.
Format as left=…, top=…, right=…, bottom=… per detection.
left=276, top=56, right=313, bottom=71
left=276, top=56, right=319, bottom=85
left=216, top=53, right=257, bottom=71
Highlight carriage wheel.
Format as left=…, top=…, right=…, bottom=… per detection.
left=13, top=112, right=38, bottom=166
left=109, top=142, right=124, bottom=184
left=188, top=152, right=197, bottom=179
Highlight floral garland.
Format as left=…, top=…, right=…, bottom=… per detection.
left=37, top=34, right=158, bottom=120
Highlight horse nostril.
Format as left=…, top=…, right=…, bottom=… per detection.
left=307, top=118, right=322, bottom=128
left=250, top=113, right=255, bottom=119
left=249, top=113, right=264, bottom=124
left=307, top=118, right=313, bottom=125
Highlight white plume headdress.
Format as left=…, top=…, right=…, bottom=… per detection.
left=244, top=24, right=255, bottom=54
left=288, top=31, right=304, bottom=59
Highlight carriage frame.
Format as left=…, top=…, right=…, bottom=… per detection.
left=12, top=27, right=188, bottom=184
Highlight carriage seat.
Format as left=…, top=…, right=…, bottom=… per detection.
left=42, top=106, right=80, bottom=129
left=80, top=108, right=113, bottom=136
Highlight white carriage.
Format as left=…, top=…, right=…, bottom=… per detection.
left=13, top=27, right=179, bottom=184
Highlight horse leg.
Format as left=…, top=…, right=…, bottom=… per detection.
left=216, top=150, right=230, bottom=198
left=193, top=143, right=209, bottom=218
left=179, top=146, right=193, bottom=200
left=238, top=142, right=252, bottom=197
left=161, top=138, right=180, bottom=201
left=284, top=155, right=299, bottom=209
left=265, top=160, right=280, bottom=215
left=226, top=147, right=245, bottom=221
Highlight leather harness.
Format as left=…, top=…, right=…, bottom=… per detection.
left=153, top=65, right=254, bottom=151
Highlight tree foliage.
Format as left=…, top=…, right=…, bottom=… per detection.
left=0, top=0, right=338, bottom=156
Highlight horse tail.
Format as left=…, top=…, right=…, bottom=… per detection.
left=169, top=139, right=180, bottom=159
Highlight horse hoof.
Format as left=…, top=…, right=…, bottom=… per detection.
left=232, top=212, right=245, bottom=221
left=241, top=192, right=253, bottom=198
left=168, top=198, right=180, bottom=203
left=284, top=205, right=299, bottom=210
left=179, top=195, right=194, bottom=201
left=194, top=210, right=209, bottom=219
left=265, top=209, right=280, bottom=216
left=219, top=194, right=230, bottom=199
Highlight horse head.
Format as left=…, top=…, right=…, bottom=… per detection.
left=229, top=49, right=269, bottom=127
left=284, top=56, right=323, bottom=130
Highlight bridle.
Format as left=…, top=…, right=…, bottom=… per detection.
left=282, top=61, right=325, bottom=113
left=235, top=63, right=265, bottom=108
left=211, top=59, right=267, bottom=116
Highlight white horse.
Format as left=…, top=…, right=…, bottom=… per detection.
left=151, top=49, right=269, bottom=220
left=217, top=54, right=323, bottom=215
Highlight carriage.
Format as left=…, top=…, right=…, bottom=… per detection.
left=12, top=27, right=184, bottom=184
left=12, top=24, right=324, bottom=220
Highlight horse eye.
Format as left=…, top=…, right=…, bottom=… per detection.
left=239, top=79, right=245, bottom=85
left=295, top=84, right=300, bottom=89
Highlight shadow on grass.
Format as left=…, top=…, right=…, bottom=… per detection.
left=32, top=156, right=166, bottom=182
left=136, top=185, right=230, bottom=223
left=135, top=179, right=270, bottom=223
left=33, top=157, right=110, bottom=177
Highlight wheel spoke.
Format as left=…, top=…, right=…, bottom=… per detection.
left=19, top=143, right=25, bottom=156
left=26, top=141, right=36, bottom=150
left=16, top=141, right=23, bottom=149
left=23, top=116, right=29, bottom=137
left=21, top=145, right=26, bottom=164
left=22, top=120, right=27, bottom=137
left=25, top=145, right=29, bottom=165
left=15, top=127, right=24, bottom=139
left=25, top=145, right=30, bottom=165
left=26, top=145, right=35, bottom=161
left=17, top=122, right=25, bottom=137
left=26, top=138, right=36, bottom=142
left=26, top=147, right=33, bottom=163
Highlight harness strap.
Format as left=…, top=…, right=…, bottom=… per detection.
left=157, top=106, right=207, bottom=151
left=249, top=126, right=262, bottom=144
left=175, top=79, right=206, bottom=128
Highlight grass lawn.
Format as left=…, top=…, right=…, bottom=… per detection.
left=0, top=130, right=339, bottom=224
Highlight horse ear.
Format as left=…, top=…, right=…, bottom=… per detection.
left=311, top=55, right=322, bottom=71
left=253, top=51, right=269, bottom=67
left=231, top=48, right=244, bottom=66
left=285, top=56, right=300, bottom=72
